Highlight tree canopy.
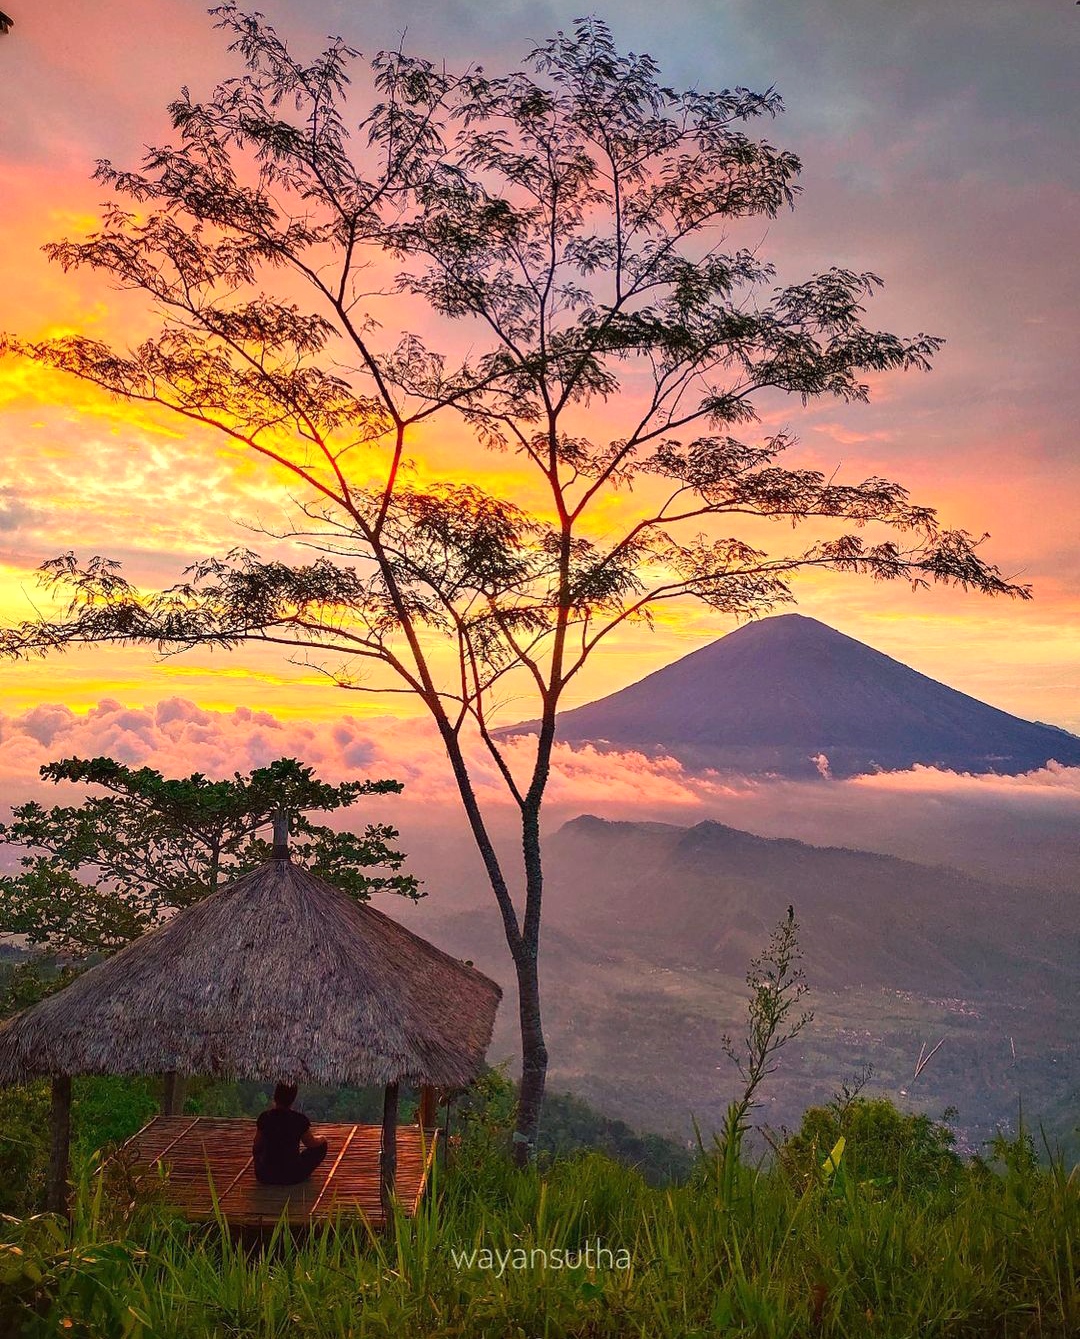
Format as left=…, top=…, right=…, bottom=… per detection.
left=0, top=11, right=1025, bottom=707
left=0, top=756, right=418, bottom=960
left=0, top=7, right=1030, bottom=1156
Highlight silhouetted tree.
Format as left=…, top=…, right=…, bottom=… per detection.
left=0, top=756, right=417, bottom=961
left=0, top=8, right=1028, bottom=1160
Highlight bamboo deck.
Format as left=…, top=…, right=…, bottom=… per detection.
left=119, top=1116, right=438, bottom=1229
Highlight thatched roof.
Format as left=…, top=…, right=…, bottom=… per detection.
left=0, top=858, right=501, bottom=1089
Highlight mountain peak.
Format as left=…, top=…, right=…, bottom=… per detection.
left=725, top=612, right=830, bottom=632
left=518, top=614, right=1080, bottom=779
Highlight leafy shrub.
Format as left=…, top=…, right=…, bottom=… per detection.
left=781, top=1095, right=962, bottom=1192
left=0, top=1084, right=50, bottom=1215
left=0, top=1078, right=157, bottom=1217
left=0, top=1212, right=149, bottom=1338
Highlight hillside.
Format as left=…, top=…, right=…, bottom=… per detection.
left=402, top=815, right=1079, bottom=1143
left=543, top=814, right=1072, bottom=993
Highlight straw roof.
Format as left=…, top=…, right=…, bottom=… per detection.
left=0, top=858, right=501, bottom=1089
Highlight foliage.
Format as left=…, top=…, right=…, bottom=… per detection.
left=781, top=1095, right=963, bottom=1194
left=0, top=956, right=80, bottom=1018
left=0, top=1211, right=149, bottom=1339
left=711, top=907, right=813, bottom=1201
left=0, top=1118, right=1076, bottom=1338
left=0, top=6, right=1030, bottom=1154
left=184, top=1076, right=389, bottom=1125
left=450, top=1067, right=693, bottom=1187
left=721, top=906, right=813, bottom=1114
left=0, top=1084, right=50, bottom=1216
left=70, top=1080, right=160, bottom=1165
left=977, top=1117, right=1043, bottom=1184
left=450, top=1067, right=524, bottom=1204
left=539, top=1089, right=693, bottom=1186
left=0, top=1078, right=158, bottom=1219
left=0, top=755, right=418, bottom=961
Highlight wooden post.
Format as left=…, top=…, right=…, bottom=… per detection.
left=46, top=1075, right=72, bottom=1217
left=442, top=1093, right=453, bottom=1170
left=417, top=1084, right=438, bottom=1129
left=271, top=810, right=290, bottom=861
left=162, top=1071, right=185, bottom=1117
left=380, top=1081, right=399, bottom=1223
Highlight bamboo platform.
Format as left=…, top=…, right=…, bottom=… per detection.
left=119, top=1116, right=438, bottom=1229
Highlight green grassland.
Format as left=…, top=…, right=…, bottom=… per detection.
left=1, top=1098, right=1077, bottom=1339
left=2, top=908, right=1076, bottom=1336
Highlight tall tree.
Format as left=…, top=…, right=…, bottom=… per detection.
left=0, top=8, right=1028, bottom=1159
left=0, top=756, right=417, bottom=961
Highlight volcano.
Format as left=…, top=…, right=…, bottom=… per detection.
left=505, top=614, right=1080, bottom=778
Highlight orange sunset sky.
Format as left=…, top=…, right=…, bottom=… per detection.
left=1, top=0, right=1078, bottom=745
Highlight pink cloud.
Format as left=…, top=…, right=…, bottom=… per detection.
left=0, top=698, right=1075, bottom=899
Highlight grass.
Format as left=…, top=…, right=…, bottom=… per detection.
left=1, top=1123, right=1076, bottom=1338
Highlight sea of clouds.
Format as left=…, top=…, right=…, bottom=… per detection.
left=1, top=697, right=1077, bottom=896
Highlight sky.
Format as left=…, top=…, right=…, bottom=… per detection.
left=0, top=0, right=1078, bottom=756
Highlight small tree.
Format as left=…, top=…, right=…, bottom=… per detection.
left=713, top=906, right=812, bottom=1201
left=0, top=8, right=1028, bottom=1160
left=0, top=755, right=417, bottom=963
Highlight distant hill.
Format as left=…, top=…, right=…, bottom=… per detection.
left=402, top=813, right=1078, bottom=1143
left=543, top=815, right=1072, bottom=994
left=421, top=812, right=1072, bottom=996
left=503, top=614, right=1080, bottom=777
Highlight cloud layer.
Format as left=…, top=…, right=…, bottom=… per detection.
left=1, top=698, right=1075, bottom=894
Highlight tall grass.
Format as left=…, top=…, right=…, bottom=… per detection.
left=2, top=1128, right=1076, bottom=1338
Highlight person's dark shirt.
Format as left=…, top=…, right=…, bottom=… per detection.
left=254, top=1106, right=310, bottom=1177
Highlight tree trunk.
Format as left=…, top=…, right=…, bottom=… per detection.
left=432, top=721, right=551, bottom=1168
left=380, top=1081, right=399, bottom=1224
left=46, top=1075, right=72, bottom=1217
left=512, top=800, right=548, bottom=1166
left=512, top=949, right=548, bottom=1167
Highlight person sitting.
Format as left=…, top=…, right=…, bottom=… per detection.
left=252, top=1082, right=329, bottom=1186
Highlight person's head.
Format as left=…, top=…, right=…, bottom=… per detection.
left=273, top=1081, right=298, bottom=1108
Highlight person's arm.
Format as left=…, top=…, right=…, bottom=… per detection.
left=300, top=1125, right=320, bottom=1149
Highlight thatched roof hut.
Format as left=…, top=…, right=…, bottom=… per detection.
left=0, top=859, right=500, bottom=1090
left=0, top=832, right=501, bottom=1212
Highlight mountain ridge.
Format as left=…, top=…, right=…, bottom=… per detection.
left=397, top=809, right=1079, bottom=1142
left=541, top=811, right=1074, bottom=993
